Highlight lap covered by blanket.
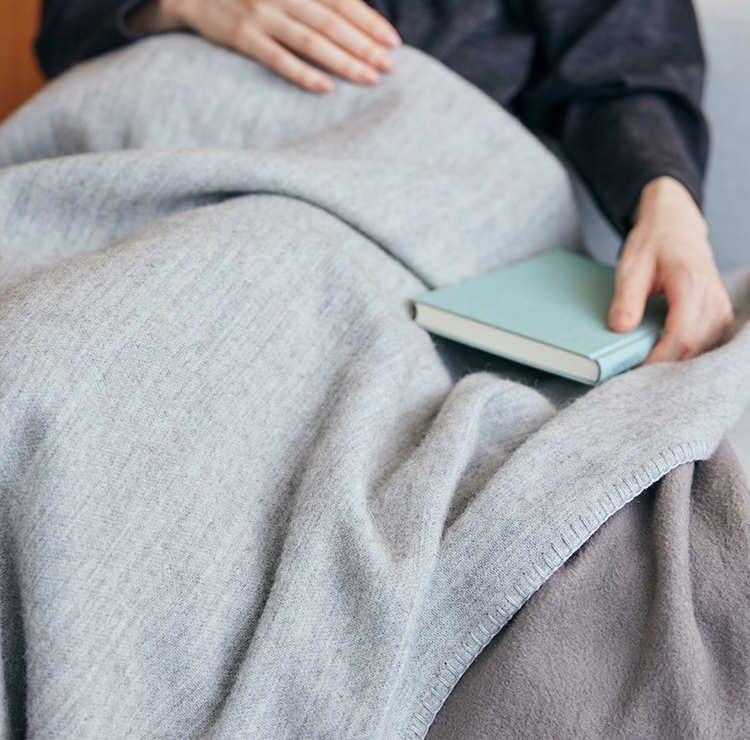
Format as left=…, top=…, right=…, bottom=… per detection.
left=1, top=35, right=749, bottom=739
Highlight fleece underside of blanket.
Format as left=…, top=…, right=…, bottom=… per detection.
left=428, top=441, right=750, bottom=740
left=1, top=36, right=749, bottom=739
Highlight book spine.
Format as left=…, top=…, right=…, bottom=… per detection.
left=595, top=333, right=659, bottom=383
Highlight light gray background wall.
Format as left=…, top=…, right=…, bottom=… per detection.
left=697, top=0, right=750, bottom=476
left=698, top=0, right=750, bottom=272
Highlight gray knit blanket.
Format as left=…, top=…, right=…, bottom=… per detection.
left=1, top=36, right=749, bottom=740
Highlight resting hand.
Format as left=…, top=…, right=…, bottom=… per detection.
left=129, top=0, right=401, bottom=92
left=608, top=176, right=734, bottom=363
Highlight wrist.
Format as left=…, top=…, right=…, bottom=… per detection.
left=633, top=176, right=708, bottom=237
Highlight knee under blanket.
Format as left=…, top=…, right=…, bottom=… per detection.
left=1, top=36, right=749, bottom=739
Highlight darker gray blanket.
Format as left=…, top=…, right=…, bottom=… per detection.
left=428, top=441, right=750, bottom=740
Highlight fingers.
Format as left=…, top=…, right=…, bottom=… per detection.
left=265, top=0, right=401, bottom=86
left=285, top=0, right=400, bottom=53
left=317, top=0, right=401, bottom=47
left=645, top=268, right=704, bottom=363
left=608, top=235, right=655, bottom=333
left=181, top=2, right=332, bottom=92
left=233, top=20, right=338, bottom=91
left=158, top=0, right=401, bottom=92
left=260, top=3, right=383, bottom=85
left=644, top=267, right=734, bottom=364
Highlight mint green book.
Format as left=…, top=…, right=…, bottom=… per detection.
left=413, top=250, right=666, bottom=385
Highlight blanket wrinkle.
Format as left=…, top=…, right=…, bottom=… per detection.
left=0, top=38, right=582, bottom=293
left=1, top=149, right=575, bottom=293
left=1, top=35, right=749, bottom=740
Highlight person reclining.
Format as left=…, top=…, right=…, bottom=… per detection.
left=36, top=0, right=735, bottom=362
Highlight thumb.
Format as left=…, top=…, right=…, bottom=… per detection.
left=608, top=242, right=655, bottom=332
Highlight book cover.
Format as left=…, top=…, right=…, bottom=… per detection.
left=413, top=250, right=666, bottom=384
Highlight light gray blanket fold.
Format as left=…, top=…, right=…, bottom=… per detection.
left=1, top=36, right=749, bottom=740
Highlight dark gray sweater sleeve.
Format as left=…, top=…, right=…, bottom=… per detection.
left=514, top=0, right=707, bottom=234
left=369, top=0, right=707, bottom=235
left=36, top=0, right=148, bottom=78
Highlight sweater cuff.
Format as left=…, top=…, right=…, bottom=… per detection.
left=562, top=93, right=707, bottom=235
left=116, top=0, right=154, bottom=41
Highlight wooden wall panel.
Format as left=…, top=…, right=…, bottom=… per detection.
left=0, top=0, right=46, bottom=122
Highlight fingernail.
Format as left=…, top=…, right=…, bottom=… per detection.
left=376, top=54, right=395, bottom=73
left=382, top=30, right=402, bottom=47
left=314, top=76, right=334, bottom=93
left=609, top=310, right=629, bottom=329
left=360, top=67, right=380, bottom=85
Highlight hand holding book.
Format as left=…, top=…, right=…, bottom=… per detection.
left=413, top=194, right=736, bottom=386
left=413, top=252, right=668, bottom=385
left=608, top=176, right=734, bottom=363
